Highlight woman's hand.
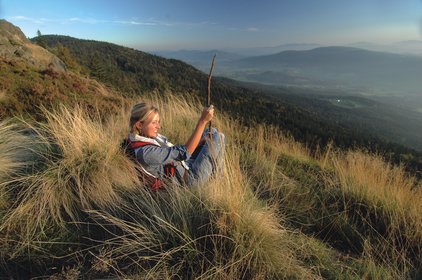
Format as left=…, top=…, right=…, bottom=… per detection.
left=185, top=105, right=215, bottom=154
left=199, top=105, right=214, bottom=124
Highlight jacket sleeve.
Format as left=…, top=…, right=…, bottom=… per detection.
left=136, top=145, right=190, bottom=167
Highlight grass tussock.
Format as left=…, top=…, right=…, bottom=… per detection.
left=0, top=120, right=37, bottom=214
left=228, top=106, right=421, bottom=278
left=0, top=105, right=140, bottom=249
left=328, top=149, right=422, bottom=272
left=332, top=149, right=421, bottom=216
left=0, top=121, right=33, bottom=181
left=0, top=93, right=421, bottom=279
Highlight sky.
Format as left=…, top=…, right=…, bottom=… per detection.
left=1, top=0, right=422, bottom=51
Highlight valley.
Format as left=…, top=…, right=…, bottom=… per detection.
left=158, top=47, right=422, bottom=154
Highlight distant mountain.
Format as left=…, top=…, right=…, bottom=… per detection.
left=347, top=40, right=422, bottom=56
left=222, top=43, right=322, bottom=56
left=155, top=49, right=244, bottom=63
left=155, top=44, right=322, bottom=74
left=159, top=45, right=422, bottom=99
left=392, top=40, right=422, bottom=56
left=230, top=46, right=422, bottom=95
left=154, top=49, right=244, bottom=74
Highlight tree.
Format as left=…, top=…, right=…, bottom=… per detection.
left=35, top=30, right=47, bottom=49
left=56, top=43, right=81, bottom=72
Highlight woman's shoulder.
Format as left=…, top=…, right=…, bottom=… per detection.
left=155, top=134, right=169, bottom=143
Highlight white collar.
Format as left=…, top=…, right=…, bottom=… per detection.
left=129, top=133, right=160, bottom=146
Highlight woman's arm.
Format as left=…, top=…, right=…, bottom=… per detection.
left=185, top=106, right=214, bottom=154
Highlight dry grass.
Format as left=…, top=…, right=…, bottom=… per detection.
left=105, top=94, right=317, bottom=278
left=200, top=150, right=312, bottom=279
left=0, top=90, right=7, bottom=103
left=328, top=149, right=422, bottom=270
left=0, top=93, right=421, bottom=279
left=0, top=120, right=37, bottom=213
left=0, top=121, right=29, bottom=183
left=331, top=150, right=420, bottom=214
left=218, top=103, right=421, bottom=277
left=0, top=105, right=140, bottom=247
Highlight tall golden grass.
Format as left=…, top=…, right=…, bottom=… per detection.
left=244, top=122, right=422, bottom=277
left=0, top=105, right=140, bottom=251
left=0, top=93, right=420, bottom=279
left=328, top=149, right=422, bottom=273
left=0, top=120, right=33, bottom=212
left=332, top=149, right=421, bottom=218
left=212, top=98, right=421, bottom=278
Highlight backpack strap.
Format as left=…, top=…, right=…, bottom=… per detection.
left=130, top=140, right=159, bottom=149
left=122, top=138, right=177, bottom=191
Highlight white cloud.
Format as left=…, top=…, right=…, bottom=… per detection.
left=66, top=17, right=106, bottom=24
left=8, top=15, right=213, bottom=28
left=228, top=26, right=260, bottom=32
left=11, top=16, right=30, bottom=20
left=8, top=16, right=44, bottom=24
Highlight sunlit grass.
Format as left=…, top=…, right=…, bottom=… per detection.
left=0, top=93, right=420, bottom=279
left=332, top=149, right=420, bottom=215
left=328, top=149, right=422, bottom=272
left=0, top=105, right=140, bottom=253
left=232, top=112, right=421, bottom=278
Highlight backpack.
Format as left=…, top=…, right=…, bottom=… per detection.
left=121, top=138, right=177, bottom=191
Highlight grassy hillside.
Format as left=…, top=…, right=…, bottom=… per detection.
left=0, top=57, right=125, bottom=121
left=31, top=35, right=422, bottom=174
left=0, top=95, right=420, bottom=279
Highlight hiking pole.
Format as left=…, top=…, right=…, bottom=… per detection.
left=207, top=54, right=216, bottom=137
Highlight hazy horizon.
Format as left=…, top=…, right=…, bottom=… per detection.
left=1, top=0, right=422, bottom=52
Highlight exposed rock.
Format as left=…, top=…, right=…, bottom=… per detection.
left=0, top=19, right=66, bottom=72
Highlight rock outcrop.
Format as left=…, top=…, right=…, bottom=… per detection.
left=0, top=19, right=66, bottom=72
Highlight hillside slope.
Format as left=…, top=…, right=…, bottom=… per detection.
left=35, top=35, right=206, bottom=96
left=32, top=34, right=422, bottom=172
left=1, top=95, right=421, bottom=279
left=0, top=19, right=65, bottom=72
left=0, top=20, right=125, bottom=120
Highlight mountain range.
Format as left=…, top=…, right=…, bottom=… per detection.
left=157, top=45, right=422, bottom=154
left=157, top=45, right=422, bottom=114
left=231, top=46, right=422, bottom=94
left=158, top=40, right=422, bottom=58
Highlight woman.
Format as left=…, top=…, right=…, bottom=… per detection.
left=126, top=102, right=225, bottom=190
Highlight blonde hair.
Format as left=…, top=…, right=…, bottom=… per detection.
left=129, top=102, right=159, bottom=135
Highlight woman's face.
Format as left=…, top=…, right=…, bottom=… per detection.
left=137, top=112, right=160, bottom=138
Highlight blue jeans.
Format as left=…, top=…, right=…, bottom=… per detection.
left=185, top=128, right=225, bottom=187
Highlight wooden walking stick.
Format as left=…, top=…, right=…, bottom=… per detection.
left=207, top=54, right=216, bottom=136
